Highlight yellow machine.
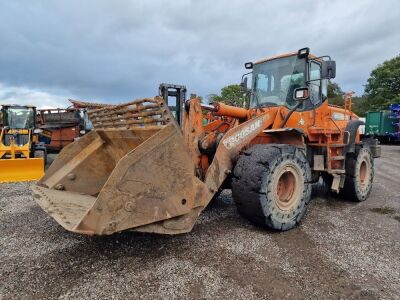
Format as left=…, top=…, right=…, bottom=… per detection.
left=0, top=105, right=45, bottom=183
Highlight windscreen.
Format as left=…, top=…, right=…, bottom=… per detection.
left=5, top=107, right=35, bottom=129
left=251, top=55, right=306, bottom=109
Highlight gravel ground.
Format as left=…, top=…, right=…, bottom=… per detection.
left=0, top=146, right=399, bottom=299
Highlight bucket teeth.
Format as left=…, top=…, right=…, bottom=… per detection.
left=32, top=185, right=98, bottom=234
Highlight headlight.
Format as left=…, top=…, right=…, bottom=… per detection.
left=79, top=130, right=86, bottom=135
left=33, top=129, right=43, bottom=134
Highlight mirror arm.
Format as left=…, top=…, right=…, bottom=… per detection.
left=241, top=71, right=252, bottom=91
left=310, top=55, right=332, bottom=61
left=241, top=71, right=252, bottom=82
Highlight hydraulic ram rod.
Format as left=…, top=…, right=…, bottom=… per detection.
left=201, top=102, right=248, bottom=119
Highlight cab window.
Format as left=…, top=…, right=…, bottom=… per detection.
left=309, top=62, right=321, bottom=105
left=251, top=56, right=306, bottom=109
left=255, top=74, right=269, bottom=93
left=321, top=78, right=328, bottom=101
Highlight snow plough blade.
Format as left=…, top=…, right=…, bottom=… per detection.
left=32, top=97, right=209, bottom=235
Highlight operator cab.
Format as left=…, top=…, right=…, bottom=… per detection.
left=2, top=105, right=36, bottom=129
left=242, top=47, right=336, bottom=111
left=1, top=105, right=37, bottom=147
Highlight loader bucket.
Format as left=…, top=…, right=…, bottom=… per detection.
left=0, top=157, right=44, bottom=183
left=32, top=97, right=209, bottom=235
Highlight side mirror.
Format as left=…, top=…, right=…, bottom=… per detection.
left=240, top=77, right=248, bottom=91
left=244, top=62, right=253, bottom=69
left=293, top=87, right=309, bottom=101
left=321, top=60, right=336, bottom=79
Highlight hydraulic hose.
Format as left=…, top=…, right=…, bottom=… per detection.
left=279, top=101, right=303, bottom=128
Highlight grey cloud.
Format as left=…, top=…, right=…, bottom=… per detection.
left=0, top=0, right=399, bottom=108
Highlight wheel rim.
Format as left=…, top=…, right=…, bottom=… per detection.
left=275, top=165, right=302, bottom=211
left=359, top=159, right=371, bottom=187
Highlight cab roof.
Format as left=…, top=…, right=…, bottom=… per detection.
left=0, top=104, right=36, bottom=109
left=254, top=52, right=318, bottom=65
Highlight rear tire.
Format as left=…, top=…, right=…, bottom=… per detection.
left=232, top=144, right=312, bottom=231
left=340, top=147, right=374, bottom=202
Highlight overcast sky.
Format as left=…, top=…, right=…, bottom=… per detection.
left=0, top=0, right=399, bottom=108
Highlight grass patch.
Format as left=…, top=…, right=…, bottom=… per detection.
left=369, top=207, right=396, bottom=215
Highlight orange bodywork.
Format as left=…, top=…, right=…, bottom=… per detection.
left=183, top=91, right=358, bottom=179
left=32, top=51, right=368, bottom=236
left=32, top=92, right=360, bottom=235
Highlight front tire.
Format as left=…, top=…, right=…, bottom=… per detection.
left=232, top=144, right=312, bottom=231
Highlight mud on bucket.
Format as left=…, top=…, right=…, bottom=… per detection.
left=32, top=97, right=208, bottom=235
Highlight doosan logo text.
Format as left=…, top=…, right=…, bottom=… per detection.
left=223, top=116, right=267, bottom=150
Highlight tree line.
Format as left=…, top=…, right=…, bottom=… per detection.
left=209, top=54, right=400, bottom=116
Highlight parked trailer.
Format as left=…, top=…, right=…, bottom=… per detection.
left=36, top=108, right=92, bottom=152
left=36, top=99, right=115, bottom=152
left=365, top=111, right=397, bottom=143
left=388, top=104, right=400, bottom=141
left=365, top=105, right=400, bottom=143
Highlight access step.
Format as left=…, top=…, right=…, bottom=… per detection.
left=328, top=156, right=345, bottom=161
left=328, top=169, right=346, bottom=174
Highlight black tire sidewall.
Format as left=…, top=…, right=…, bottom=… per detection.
left=232, top=144, right=312, bottom=231
left=352, top=147, right=374, bottom=201
left=260, top=150, right=311, bottom=230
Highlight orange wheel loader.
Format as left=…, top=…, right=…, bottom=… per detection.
left=32, top=48, right=380, bottom=235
